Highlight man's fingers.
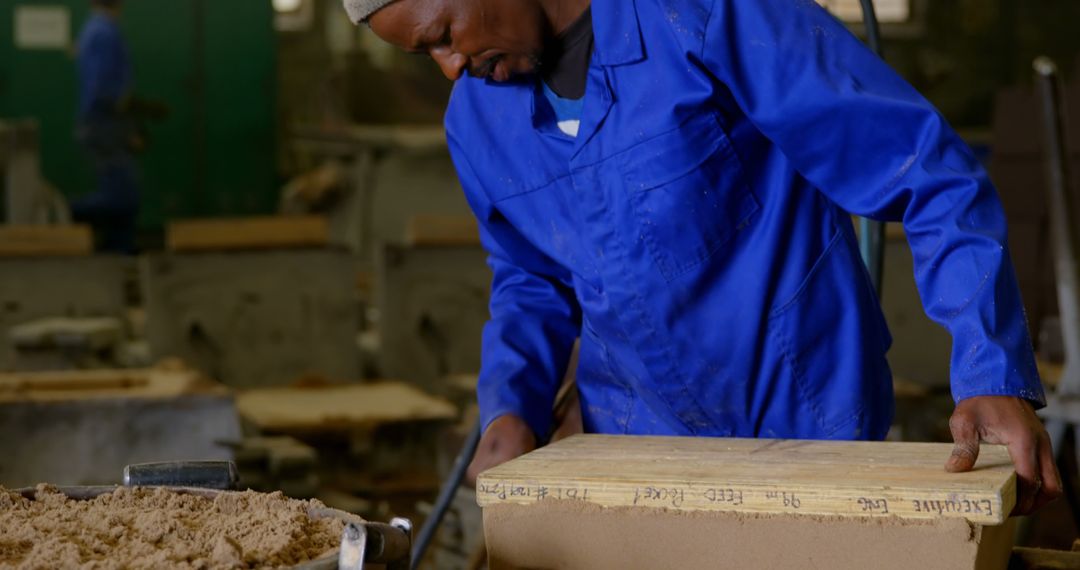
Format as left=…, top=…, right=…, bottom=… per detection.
left=466, top=414, right=537, bottom=487
left=1006, top=434, right=1040, bottom=515
left=466, top=461, right=481, bottom=487
left=1032, top=430, right=1063, bottom=512
left=946, top=417, right=980, bottom=473
left=465, top=439, right=494, bottom=487
left=947, top=397, right=1061, bottom=516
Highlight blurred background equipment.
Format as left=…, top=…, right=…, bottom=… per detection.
left=0, top=229, right=130, bottom=371
left=0, top=366, right=239, bottom=487
left=140, top=216, right=359, bottom=388
left=376, top=218, right=488, bottom=394
left=1, top=119, right=68, bottom=224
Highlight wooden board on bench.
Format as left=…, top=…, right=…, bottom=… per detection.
left=0, top=368, right=213, bottom=402
left=166, top=216, right=329, bottom=252
left=478, top=434, right=1015, bottom=524
left=0, top=225, right=92, bottom=257
left=236, top=382, right=457, bottom=432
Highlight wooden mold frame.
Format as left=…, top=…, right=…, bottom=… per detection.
left=477, top=434, right=1016, bottom=525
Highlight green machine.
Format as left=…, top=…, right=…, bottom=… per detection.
left=0, top=0, right=277, bottom=231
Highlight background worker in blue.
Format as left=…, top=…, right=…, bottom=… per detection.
left=346, top=0, right=1062, bottom=513
left=73, top=0, right=140, bottom=253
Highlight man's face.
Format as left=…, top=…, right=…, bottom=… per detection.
left=367, top=0, right=547, bottom=82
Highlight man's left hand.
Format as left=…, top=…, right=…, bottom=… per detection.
left=945, top=396, right=1062, bottom=515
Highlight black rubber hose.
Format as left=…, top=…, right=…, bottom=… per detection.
left=858, top=0, right=884, bottom=56
left=410, top=418, right=483, bottom=569
left=856, top=0, right=887, bottom=294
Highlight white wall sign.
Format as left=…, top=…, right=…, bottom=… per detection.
left=817, top=0, right=910, bottom=24
left=14, top=6, right=71, bottom=50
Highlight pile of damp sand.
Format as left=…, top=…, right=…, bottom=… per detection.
left=0, top=484, right=346, bottom=569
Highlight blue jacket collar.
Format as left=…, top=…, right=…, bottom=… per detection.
left=591, top=0, right=645, bottom=66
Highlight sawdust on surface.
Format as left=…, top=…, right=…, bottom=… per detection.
left=0, top=485, right=346, bottom=569
left=484, top=500, right=1015, bottom=570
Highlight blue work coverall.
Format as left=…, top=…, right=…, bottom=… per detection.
left=445, top=0, right=1045, bottom=442
left=74, top=12, right=138, bottom=253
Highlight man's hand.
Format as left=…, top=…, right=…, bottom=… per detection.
left=945, top=396, right=1062, bottom=515
left=467, top=414, right=536, bottom=486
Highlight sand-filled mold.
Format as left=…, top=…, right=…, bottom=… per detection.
left=0, top=485, right=347, bottom=570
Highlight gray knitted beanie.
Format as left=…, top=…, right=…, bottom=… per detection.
left=343, top=0, right=398, bottom=23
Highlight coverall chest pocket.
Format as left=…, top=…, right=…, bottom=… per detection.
left=617, top=112, right=759, bottom=281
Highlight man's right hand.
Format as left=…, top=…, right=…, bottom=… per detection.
left=466, top=414, right=537, bottom=486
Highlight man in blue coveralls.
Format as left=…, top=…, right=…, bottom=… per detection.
left=73, top=0, right=139, bottom=253
left=344, top=0, right=1062, bottom=513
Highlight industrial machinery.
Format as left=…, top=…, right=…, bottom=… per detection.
left=0, top=119, right=66, bottom=223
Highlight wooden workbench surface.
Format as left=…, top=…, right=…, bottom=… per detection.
left=165, top=216, right=329, bottom=252
left=477, top=435, right=1016, bottom=525
left=0, top=368, right=211, bottom=402
left=0, top=225, right=92, bottom=257
left=236, top=382, right=457, bottom=432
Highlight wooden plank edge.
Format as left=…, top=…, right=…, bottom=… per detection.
left=405, top=215, right=481, bottom=247
left=0, top=224, right=93, bottom=257
left=238, top=415, right=456, bottom=433
left=475, top=475, right=1009, bottom=525
left=166, top=216, right=329, bottom=252
left=167, top=240, right=329, bottom=253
